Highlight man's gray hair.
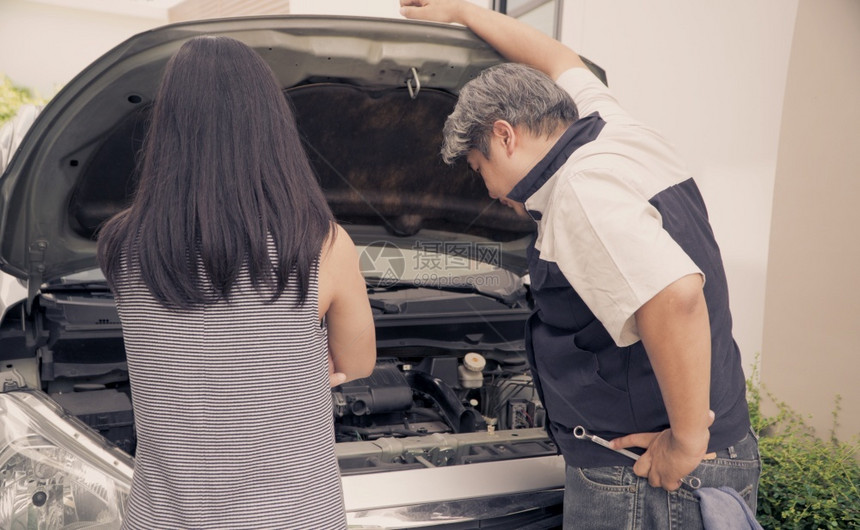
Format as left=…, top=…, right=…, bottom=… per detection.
left=441, top=63, right=579, bottom=164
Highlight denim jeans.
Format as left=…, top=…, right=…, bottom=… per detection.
left=563, top=429, right=761, bottom=529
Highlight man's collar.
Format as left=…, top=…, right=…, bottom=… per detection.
left=506, top=112, right=606, bottom=220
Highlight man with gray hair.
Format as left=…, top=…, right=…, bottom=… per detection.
left=401, top=1, right=760, bottom=528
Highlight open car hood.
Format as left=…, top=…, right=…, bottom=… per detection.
left=0, top=15, right=536, bottom=290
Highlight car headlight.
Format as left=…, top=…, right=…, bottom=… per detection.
left=0, top=390, right=133, bottom=529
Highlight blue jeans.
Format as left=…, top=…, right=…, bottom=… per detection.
left=563, top=429, right=760, bottom=529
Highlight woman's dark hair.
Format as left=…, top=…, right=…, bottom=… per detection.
left=97, top=36, right=334, bottom=309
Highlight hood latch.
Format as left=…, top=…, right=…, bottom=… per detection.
left=406, top=67, right=421, bottom=99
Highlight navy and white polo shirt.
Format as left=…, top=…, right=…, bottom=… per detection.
left=508, top=67, right=750, bottom=468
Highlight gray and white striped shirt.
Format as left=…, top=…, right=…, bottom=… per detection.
left=114, top=249, right=345, bottom=529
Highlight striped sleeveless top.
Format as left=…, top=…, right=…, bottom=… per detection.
left=113, top=248, right=346, bottom=529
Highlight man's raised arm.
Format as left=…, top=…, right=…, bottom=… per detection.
left=399, top=0, right=585, bottom=80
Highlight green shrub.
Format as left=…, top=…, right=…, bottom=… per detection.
left=748, top=365, right=860, bottom=529
left=0, top=75, right=45, bottom=125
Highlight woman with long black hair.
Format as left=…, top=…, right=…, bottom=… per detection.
left=98, top=35, right=375, bottom=529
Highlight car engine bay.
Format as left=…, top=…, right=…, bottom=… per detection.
left=0, top=277, right=558, bottom=475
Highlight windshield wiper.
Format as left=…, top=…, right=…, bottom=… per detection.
left=43, top=280, right=111, bottom=292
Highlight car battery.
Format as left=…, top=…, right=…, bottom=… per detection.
left=51, top=388, right=135, bottom=454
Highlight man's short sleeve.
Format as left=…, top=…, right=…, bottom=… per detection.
left=556, top=68, right=637, bottom=125
left=537, top=167, right=704, bottom=347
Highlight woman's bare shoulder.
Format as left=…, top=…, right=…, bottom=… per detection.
left=320, top=223, right=358, bottom=269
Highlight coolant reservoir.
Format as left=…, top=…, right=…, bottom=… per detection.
left=458, top=352, right=486, bottom=389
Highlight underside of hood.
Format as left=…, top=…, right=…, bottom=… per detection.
left=0, top=15, right=533, bottom=289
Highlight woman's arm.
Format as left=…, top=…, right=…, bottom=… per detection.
left=318, top=224, right=376, bottom=384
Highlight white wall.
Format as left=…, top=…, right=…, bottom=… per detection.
left=763, top=0, right=860, bottom=440
left=560, top=1, right=799, bottom=373
left=289, top=0, right=490, bottom=18
left=0, top=0, right=166, bottom=97
left=290, top=0, right=402, bottom=17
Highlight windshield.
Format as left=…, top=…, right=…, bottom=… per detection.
left=56, top=242, right=506, bottom=285
left=356, top=242, right=502, bottom=285
left=52, top=240, right=524, bottom=300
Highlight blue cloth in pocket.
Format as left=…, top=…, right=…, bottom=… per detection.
left=694, top=486, right=763, bottom=530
